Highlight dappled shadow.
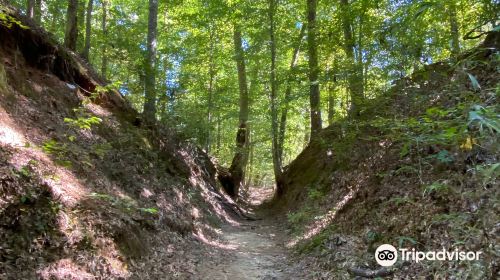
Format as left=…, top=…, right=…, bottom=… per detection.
left=0, top=144, right=70, bottom=278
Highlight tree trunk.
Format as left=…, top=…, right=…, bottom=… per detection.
left=268, top=0, right=282, bottom=185
left=356, top=14, right=365, bottom=99
left=448, top=2, right=460, bottom=56
left=306, top=0, right=322, bottom=138
left=34, top=0, right=42, bottom=23
left=303, top=106, right=310, bottom=148
left=101, top=0, right=108, bottom=78
left=340, top=0, right=362, bottom=116
left=64, top=0, right=78, bottom=51
left=206, top=25, right=217, bottom=153
left=82, top=0, right=93, bottom=61
left=143, top=0, right=159, bottom=125
left=327, top=81, right=335, bottom=125
left=26, top=0, right=35, bottom=18
left=77, top=0, right=86, bottom=50
left=216, top=111, right=221, bottom=155
left=278, top=24, right=306, bottom=166
left=227, top=26, right=250, bottom=199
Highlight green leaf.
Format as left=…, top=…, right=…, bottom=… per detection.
left=139, top=207, right=159, bottom=214
left=466, top=72, right=481, bottom=91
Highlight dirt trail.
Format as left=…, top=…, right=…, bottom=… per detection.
left=199, top=218, right=294, bottom=280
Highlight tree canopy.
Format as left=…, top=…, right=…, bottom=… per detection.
left=11, top=0, right=498, bottom=188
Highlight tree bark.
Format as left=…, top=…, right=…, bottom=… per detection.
left=340, top=0, right=362, bottom=116
left=206, top=24, right=217, bottom=153
left=101, top=0, right=108, bottom=78
left=143, top=0, right=159, bottom=125
left=64, top=0, right=78, bottom=51
left=356, top=13, right=365, bottom=98
left=34, top=0, right=42, bottom=23
left=327, top=80, right=335, bottom=125
left=216, top=111, right=221, bottom=155
left=227, top=25, right=250, bottom=199
left=82, top=0, right=93, bottom=61
left=26, top=0, right=35, bottom=18
left=278, top=24, right=306, bottom=166
left=306, top=0, right=322, bottom=138
left=268, top=0, right=282, bottom=185
left=448, top=1, right=460, bottom=56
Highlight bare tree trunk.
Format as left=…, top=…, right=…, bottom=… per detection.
left=227, top=26, right=250, bottom=199
left=278, top=24, right=306, bottom=165
left=77, top=0, right=85, bottom=49
left=143, top=0, right=159, bottom=125
left=357, top=14, right=365, bottom=99
left=206, top=24, right=217, bottom=153
left=340, top=0, right=362, bottom=116
left=101, top=0, right=108, bottom=78
left=448, top=2, right=460, bottom=55
left=328, top=81, right=335, bottom=125
left=216, top=111, right=221, bottom=155
left=64, top=0, right=78, bottom=51
left=82, top=0, right=93, bottom=61
left=303, top=106, right=310, bottom=148
left=26, top=0, right=35, bottom=18
left=34, top=0, right=42, bottom=23
left=268, top=0, right=282, bottom=186
left=306, top=0, right=322, bottom=138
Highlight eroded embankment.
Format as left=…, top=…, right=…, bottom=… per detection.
left=0, top=5, right=243, bottom=279
left=273, top=32, right=499, bottom=279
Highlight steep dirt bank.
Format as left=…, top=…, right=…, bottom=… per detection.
left=274, top=32, right=499, bottom=279
left=0, top=5, right=243, bottom=279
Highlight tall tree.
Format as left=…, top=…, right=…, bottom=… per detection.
left=306, top=0, right=322, bottom=138
left=448, top=1, right=460, bottom=55
left=143, top=0, right=159, bottom=124
left=228, top=25, right=250, bottom=198
left=206, top=24, right=217, bottom=153
left=278, top=24, right=306, bottom=166
left=269, top=0, right=282, bottom=183
left=34, top=0, right=42, bottom=23
left=82, top=0, right=94, bottom=61
left=340, top=0, right=362, bottom=116
left=101, top=0, right=108, bottom=78
left=64, top=0, right=79, bottom=51
left=26, top=0, right=35, bottom=18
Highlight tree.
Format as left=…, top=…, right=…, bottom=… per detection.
left=64, top=0, right=79, bottom=51
left=447, top=1, right=460, bottom=55
left=82, top=0, right=94, bottom=61
left=228, top=25, right=250, bottom=198
left=34, top=0, right=42, bottom=23
left=340, top=0, right=363, bottom=116
left=269, top=0, right=282, bottom=184
left=306, top=0, right=322, bottom=138
left=206, top=23, right=217, bottom=153
left=100, top=0, right=108, bottom=78
left=26, top=0, right=35, bottom=18
left=143, top=0, right=159, bottom=125
left=278, top=24, right=306, bottom=167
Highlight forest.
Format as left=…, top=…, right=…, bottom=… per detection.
left=0, top=0, right=498, bottom=279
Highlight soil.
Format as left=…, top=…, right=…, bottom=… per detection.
left=199, top=218, right=290, bottom=280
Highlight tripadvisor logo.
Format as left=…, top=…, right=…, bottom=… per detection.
left=375, top=244, right=482, bottom=267
left=375, top=244, right=398, bottom=266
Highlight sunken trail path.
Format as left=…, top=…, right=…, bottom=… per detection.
left=198, top=217, right=297, bottom=280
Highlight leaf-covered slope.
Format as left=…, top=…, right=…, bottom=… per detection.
left=275, top=32, right=499, bottom=279
left=0, top=5, right=237, bottom=279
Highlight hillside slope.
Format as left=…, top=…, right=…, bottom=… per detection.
left=275, top=32, right=499, bottom=279
left=0, top=6, right=239, bottom=279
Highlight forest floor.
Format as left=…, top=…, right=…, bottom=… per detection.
left=199, top=218, right=290, bottom=280
left=198, top=186, right=307, bottom=280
